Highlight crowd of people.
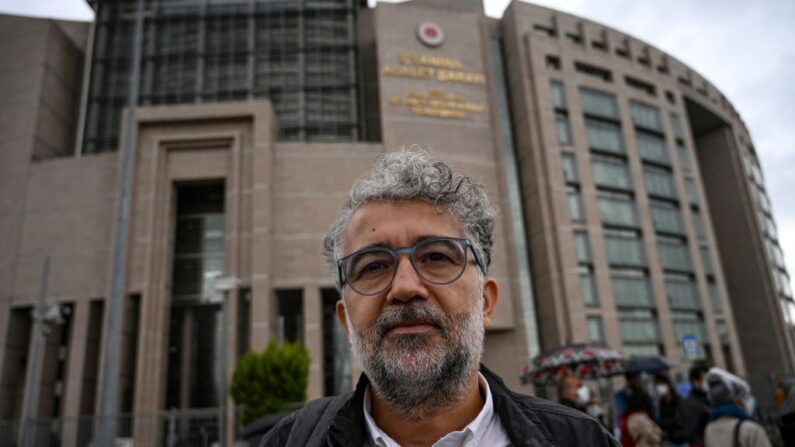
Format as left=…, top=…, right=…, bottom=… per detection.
left=558, top=365, right=787, bottom=446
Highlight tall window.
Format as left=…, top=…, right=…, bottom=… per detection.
left=167, top=182, right=227, bottom=410
left=637, top=132, right=670, bottom=165
left=604, top=229, right=646, bottom=267
left=665, top=273, right=701, bottom=310
left=612, top=268, right=654, bottom=308
left=562, top=153, right=578, bottom=183
left=588, top=317, right=605, bottom=343
left=592, top=154, right=632, bottom=190
left=579, top=266, right=599, bottom=307
left=567, top=186, right=585, bottom=222
left=575, top=232, right=598, bottom=307
left=618, top=309, right=661, bottom=355
left=585, top=120, right=624, bottom=153
left=580, top=88, right=619, bottom=119
left=551, top=81, right=572, bottom=145
left=597, top=191, right=638, bottom=227
left=650, top=199, right=685, bottom=235
left=657, top=235, right=694, bottom=272
left=644, top=166, right=678, bottom=199
left=630, top=101, right=663, bottom=132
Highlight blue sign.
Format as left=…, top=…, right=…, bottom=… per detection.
left=682, top=334, right=701, bottom=360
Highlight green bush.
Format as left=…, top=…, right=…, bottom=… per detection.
left=230, top=340, right=310, bottom=425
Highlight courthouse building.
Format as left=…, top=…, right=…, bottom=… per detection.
left=1, top=0, right=793, bottom=444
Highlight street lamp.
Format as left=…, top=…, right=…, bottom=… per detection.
left=208, top=275, right=240, bottom=447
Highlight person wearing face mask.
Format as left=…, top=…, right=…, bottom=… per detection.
left=703, top=367, right=771, bottom=447
left=558, top=374, right=591, bottom=412
left=653, top=374, right=689, bottom=446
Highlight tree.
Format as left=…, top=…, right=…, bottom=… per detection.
left=230, top=340, right=310, bottom=425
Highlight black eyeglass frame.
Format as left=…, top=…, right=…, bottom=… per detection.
left=336, top=237, right=486, bottom=296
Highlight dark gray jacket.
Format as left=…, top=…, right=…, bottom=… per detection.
left=260, top=365, right=618, bottom=446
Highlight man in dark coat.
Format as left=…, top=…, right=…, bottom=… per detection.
left=260, top=151, right=617, bottom=446
left=681, top=364, right=711, bottom=445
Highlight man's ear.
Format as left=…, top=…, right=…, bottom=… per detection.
left=482, top=277, right=499, bottom=329
left=336, top=298, right=351, bottom=339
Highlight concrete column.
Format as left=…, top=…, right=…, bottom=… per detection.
left=303, top=287, right=323, bottom=399
left=60, top=300, right=91, bottom=447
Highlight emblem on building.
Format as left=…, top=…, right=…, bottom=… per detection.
left=417, top=22, right=444, bottom=47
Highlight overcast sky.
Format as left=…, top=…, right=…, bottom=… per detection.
left=2, top=0, right=793, bottom=282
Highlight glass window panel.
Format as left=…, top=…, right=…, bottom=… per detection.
left=630, top=101, right=663, bottom=132
left=692, top=211, right=707, bottom=240
left=597, top=191, right=638, bottom=227
left=644, top=166, right=677, bottom=199
left=709, top=280, right=723, bottom=313
left=618, top=309, right=659, bottom=343
left=637, top=132, right=670, bottom=165
left=550, top=80, right=567, bottom=109
left=592, top=154, right=632, bottom=190
left=556, top=112, right=573, bottom=145
left=567, top=186, right=585, bottom=222
left=677, top=144, right=691, bottom=172
left=574, top=231, right=591, bottom=263
left=685, top=179, right=700, bottom=205
left=612, top=268, right=654, bottom=307
left=650, top=200, right=685, bottom=235
left=670, top=113, right=684, bottom=140
left=779, top=270, right=792, bottom=297
left=562, top=153, right=578, bottom=183
left=588, top=317, right=604, bottom=343
left=580, top=88, right=619, bottom=119
left=622, top=344, right=661, bottom=356
left=579, top=266, right=599, bottom=307
left=605, top=229, right=646, bottom=267
left=665, top=274, right=701, bottom=310
left=701, top=247, right=715, bottom=276
left=585, top=119, right=624, bottom=153
left=658, top=235, right=693, bottom=272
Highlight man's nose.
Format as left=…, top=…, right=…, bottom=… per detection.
left=386, top=255, right=429, bottom=303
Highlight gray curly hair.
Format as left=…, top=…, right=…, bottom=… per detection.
left=322, top=150, right=496, bottom=286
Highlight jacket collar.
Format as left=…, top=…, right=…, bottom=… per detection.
left=326, top=364, right=555, bottom=446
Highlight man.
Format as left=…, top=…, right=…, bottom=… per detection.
left=261, top=151, right=617, bottom=446
left=681, top=365, right=711, bottom=446
left=559, top=375, right=588, bottom=412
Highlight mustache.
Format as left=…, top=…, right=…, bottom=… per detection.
left=375, top=304, right=449, bottom=338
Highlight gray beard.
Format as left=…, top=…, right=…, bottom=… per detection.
left=347, top=297, right=485, bottom=421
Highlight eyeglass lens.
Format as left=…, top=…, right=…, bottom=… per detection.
left=345, top=239, right=468, bottom=295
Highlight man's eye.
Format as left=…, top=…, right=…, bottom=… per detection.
left=359, top=261, right=390, bottom=275
left=422, top=251, right=453, bottom=263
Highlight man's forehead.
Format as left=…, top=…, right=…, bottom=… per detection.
left=342, top=201, right=463, bottom=252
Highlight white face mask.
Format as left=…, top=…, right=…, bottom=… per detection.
left=656, top=384, right=669, bottom=396
left=576, top=385, right=591, bottom=405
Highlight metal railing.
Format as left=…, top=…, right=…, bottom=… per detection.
left=0, top=407, right=237, bottom=447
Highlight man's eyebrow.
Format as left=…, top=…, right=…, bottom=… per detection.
left=352, top=235, right=456, bottom=252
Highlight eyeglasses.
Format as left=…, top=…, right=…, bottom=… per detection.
left=337, top=237, right=485, bottom=296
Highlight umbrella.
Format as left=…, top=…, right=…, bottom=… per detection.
left=624, top=355, right=673, bottom=374
left=521, top=343, right=624, bottom=385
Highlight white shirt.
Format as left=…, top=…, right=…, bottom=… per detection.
left=363, top=373, right=512, bottom=447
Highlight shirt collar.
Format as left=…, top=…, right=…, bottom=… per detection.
left=363, top=372, right=495, bottom=447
